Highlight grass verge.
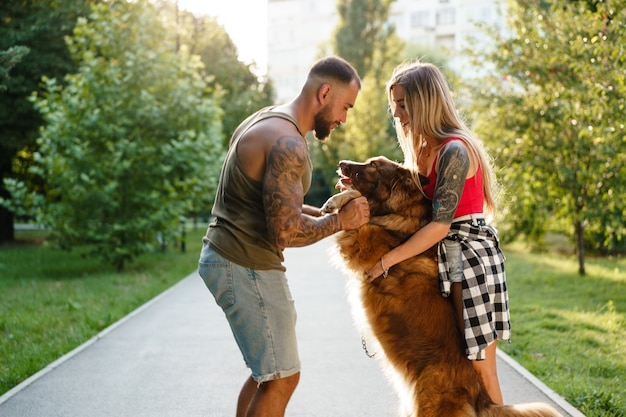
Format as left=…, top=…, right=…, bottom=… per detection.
left=0, top=226, right=206, bottom=397
left=501, top=243, right=625, bottom=417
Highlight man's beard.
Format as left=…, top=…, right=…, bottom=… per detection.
left=313, top=104, right=334, bottom=142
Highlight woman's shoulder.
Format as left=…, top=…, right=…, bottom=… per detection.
left=440, top=137, right=469, bottom=157
left=438, top=137, right=480, bottom=177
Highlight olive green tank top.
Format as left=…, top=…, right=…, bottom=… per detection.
left=204, top=107, right=312, bottom=271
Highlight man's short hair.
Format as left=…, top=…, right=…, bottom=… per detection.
left=308, top=56, right=361, bottom=88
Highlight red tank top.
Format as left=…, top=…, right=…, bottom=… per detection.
left=421, top=138, right=484, bottom=217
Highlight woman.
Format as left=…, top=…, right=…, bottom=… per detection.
left=365, top=61, right=511, bottom=404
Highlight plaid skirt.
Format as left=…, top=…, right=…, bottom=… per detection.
left=438, top=222, right=511, bottom=360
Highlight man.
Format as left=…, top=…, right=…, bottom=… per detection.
left=198, top=56, right=369, bottom=417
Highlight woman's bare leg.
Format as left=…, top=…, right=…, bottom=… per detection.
left=472, top=341, right=503, bottom=404
left=451, top=282, right=503, bottom=404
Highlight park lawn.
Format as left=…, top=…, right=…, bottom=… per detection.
left=501, top=244, right=625, bottom=417
left=0, top=227, right=207, bottom=396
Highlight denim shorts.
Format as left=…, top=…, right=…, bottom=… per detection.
left=198, top=241, right=300, bottom=383
left=444, top=239, right=463, bottom=283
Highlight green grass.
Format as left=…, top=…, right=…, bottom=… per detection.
left=0, top=226, right=207, bottom=396
left=501, top=243, right=626, bottom=417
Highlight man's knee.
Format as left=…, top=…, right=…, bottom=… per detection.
left=261, top=372, right=300, bottom=394
left=279, top=372, right=300, bottom=391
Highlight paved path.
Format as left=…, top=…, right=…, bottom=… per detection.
left=0, top=239, right=584, bottom=417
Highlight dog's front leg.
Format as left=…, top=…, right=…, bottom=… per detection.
left=319, top=189, right=363, bottom=214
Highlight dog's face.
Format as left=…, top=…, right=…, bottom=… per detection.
left=337, top=156, right=426, bottom=215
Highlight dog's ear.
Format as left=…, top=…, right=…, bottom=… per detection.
left=376, top=156, right=399, bottom=178
left=393, top=166, right=423, bottom=196
left=404, top=170, right=420, bottom=189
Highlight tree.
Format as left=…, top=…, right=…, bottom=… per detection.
left=4, top=0, right=224, bottom=271
left=0, top=0, right=97, bottom=242
left=187, top=14, right=275, bottom=145
left=0, top=46, right=30, bottom=91
left=155, top=0, right=275, bottom=146
left=305, top=0, right=404, bottom=204
left=464, top=0, right=626, bottom=274
left=333, top=0, right=396, bottom=77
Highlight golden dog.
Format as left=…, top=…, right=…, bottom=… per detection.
left=321, top=156, right=561, bottom=417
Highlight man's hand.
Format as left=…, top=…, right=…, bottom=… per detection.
left=337, top=196, right=369, bottom=230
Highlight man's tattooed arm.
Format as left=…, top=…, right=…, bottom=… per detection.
left=263, top=136, right=341, bottom=248
left=431, top=141, right=470, bottom=223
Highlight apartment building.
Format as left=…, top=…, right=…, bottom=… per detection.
left=267, top=0, right=506, bottom=103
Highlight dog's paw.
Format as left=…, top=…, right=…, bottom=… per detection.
left=320, top=190, right=362, bottom=214
left=319, top=196, right=341, bottom=214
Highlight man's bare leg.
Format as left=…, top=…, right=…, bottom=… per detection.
left=236, top=372, right=300, bottom=417
left=236, top=376, right=258, bottom=417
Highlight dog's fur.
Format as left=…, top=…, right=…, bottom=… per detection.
left=322, top=156, right=562, bottom=417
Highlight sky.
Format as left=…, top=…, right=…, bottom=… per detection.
left=177, top=0, right=268, bottom=75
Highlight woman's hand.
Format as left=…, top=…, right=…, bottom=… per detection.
left=365, top=256, right=389, bottom=283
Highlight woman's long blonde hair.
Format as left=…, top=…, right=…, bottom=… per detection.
left=386, top=60, right=498, bottom=217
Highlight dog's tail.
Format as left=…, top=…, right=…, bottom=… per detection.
left=480, top=402, right=563, bottom=417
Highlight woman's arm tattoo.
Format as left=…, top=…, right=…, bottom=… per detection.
left=432, top=142, right=470, bottom=223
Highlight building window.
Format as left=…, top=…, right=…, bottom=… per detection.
left=436, top=8, right=455, bottom=25
left=411, top=11, right=432, bottom=29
